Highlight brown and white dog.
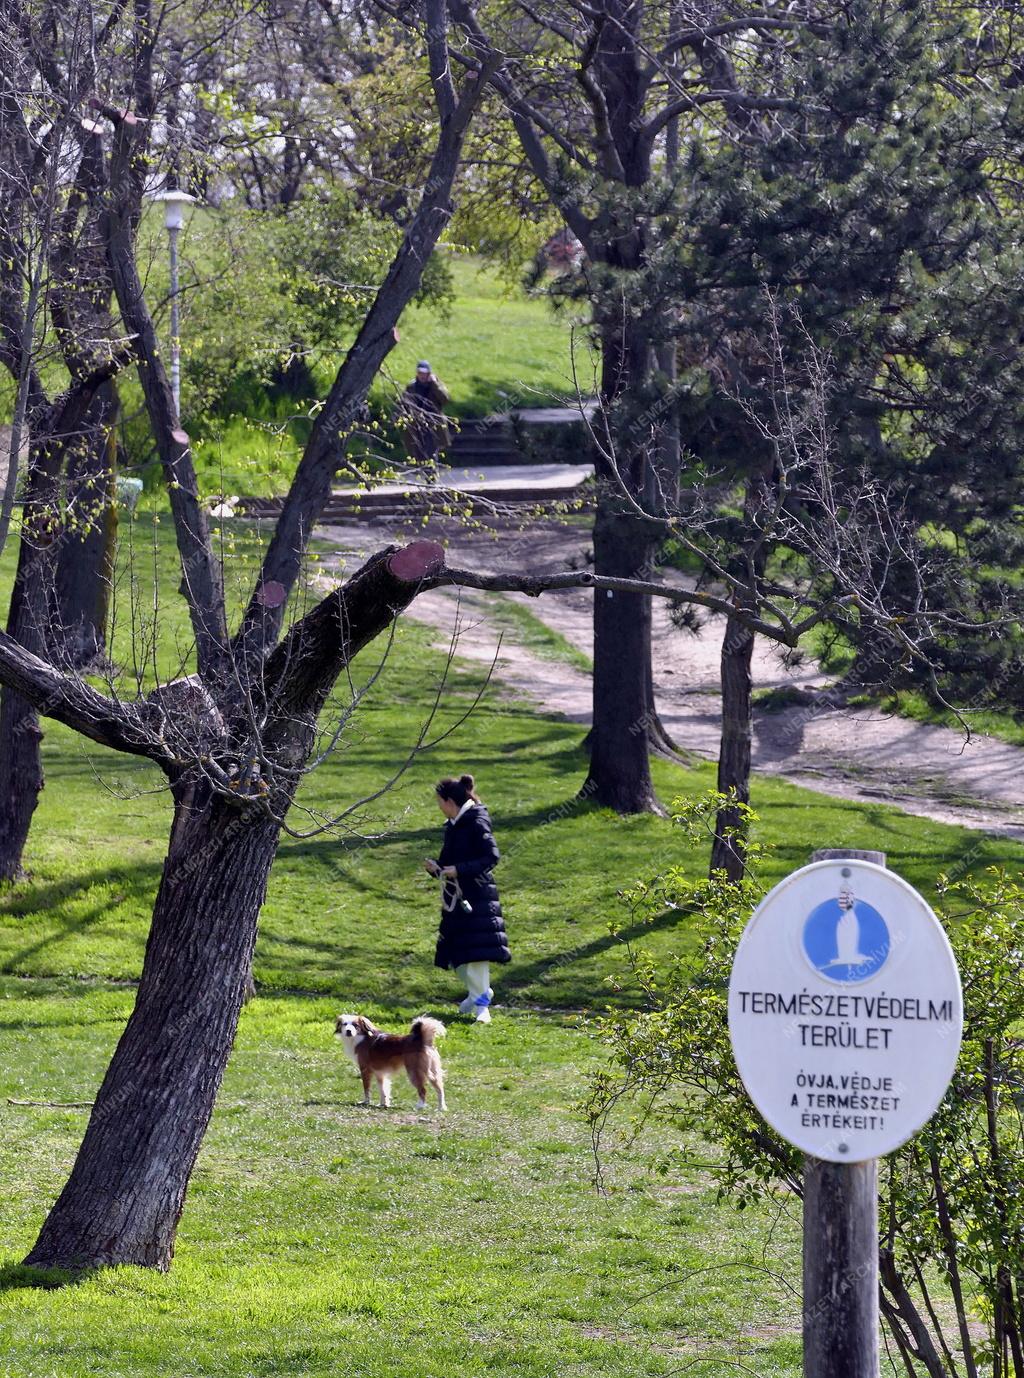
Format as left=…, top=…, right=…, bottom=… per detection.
left=335, top=1014, right=447, bottom=1111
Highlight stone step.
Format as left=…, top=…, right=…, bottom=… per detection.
left=439, top=410, right=595, bottom=466
left=450, top=436, right=519, bottom=452
left=447, top=423, right=523, bottom=465
left=449, top=457, right=537, bottom=474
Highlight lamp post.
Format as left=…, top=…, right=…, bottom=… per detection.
left=151, top=189, right=197, bottom=417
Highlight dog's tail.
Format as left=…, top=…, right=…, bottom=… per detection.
left=411, top=1016, right=447, bottom=1045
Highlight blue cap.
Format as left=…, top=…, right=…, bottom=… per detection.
left=417, top=360, right=430, bottom=370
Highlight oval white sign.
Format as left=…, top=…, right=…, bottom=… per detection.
left=727, top=859, right=963, bottom=1162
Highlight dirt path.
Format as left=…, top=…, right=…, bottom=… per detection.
left=319, top=518, right=1024, bottom=841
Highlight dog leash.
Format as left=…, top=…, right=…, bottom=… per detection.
left=439, top=872, right=472, bottom=914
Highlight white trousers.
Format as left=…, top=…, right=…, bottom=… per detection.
left=456, top=961, right=491, bottom=1005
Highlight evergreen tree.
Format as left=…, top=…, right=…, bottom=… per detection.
left=454, top=0, right=1024, bottom=819
left=662, top=0, right=1024, bottom=719
left=518, top=0, right=1024, bottom=862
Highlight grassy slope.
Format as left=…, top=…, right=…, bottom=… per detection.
left=0, top=984, right=804, bottom=1378
left=376, top=255, right=592, bottom=418
left=174, top=254, right=589, bottom=500
left=0, top=517, right=1021, bottom=1376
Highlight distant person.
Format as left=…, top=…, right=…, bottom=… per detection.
left=402, top=360, right=450, bottom=463
left=424, top=774, right=510, bottom=1023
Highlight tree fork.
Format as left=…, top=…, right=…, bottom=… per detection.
left=21, top=542, right=445, bottom=1272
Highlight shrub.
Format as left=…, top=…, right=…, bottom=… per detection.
left=588, top=792, right=1024, bottom=1377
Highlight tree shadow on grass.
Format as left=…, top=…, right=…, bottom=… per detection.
left=0, top=899, right=134, bottom=976
left=501, top=901, right=687, bottom=1008
left=0, top=860, right=161, bottom=974
left=288, top=787, right=607, bottom=869
left=757, top=795, right=1010, bottom=883
left=273, top=793, right=611, bottom=928
left=0, top=1260, right=95, bottom=1292
left=0, top=1010, right=127, bottom=1030
left=0, top=859, right=162, bottom=913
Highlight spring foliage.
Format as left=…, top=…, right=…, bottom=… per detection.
left=589, top=792, right=1024, bottom=1375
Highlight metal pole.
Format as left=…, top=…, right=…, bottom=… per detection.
left=803, top=847, right=885, bottom=1378
left=168, top=222, right=181, bottom=416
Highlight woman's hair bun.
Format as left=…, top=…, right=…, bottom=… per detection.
left=436, top=773, right=479, bottom=805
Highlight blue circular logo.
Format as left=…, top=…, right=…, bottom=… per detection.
left=802, top=895, right=889, bottom=984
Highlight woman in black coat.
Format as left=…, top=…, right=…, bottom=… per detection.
left=425, top=774, right=510, bottom=1023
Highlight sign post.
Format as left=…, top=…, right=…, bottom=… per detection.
left=727, top=848, right=963, bottom=1377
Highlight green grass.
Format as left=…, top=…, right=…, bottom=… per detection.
left=0, top=516, right=1021, bottom=1375
left=872, top=689, right=1024, bottom=748
left=137, top=253, right=592, bottom=501
left=487, top=595, right=592, bottom=673
left=373, top=255, right=594, bottom=420
left=182, top=423, right=308, bottom=504
left=0, top=983, right=805, bottom=1378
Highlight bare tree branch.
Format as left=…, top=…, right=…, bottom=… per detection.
left=0, top=629, right=168, bottom=761
left=232, top=6, right=500, bottom=668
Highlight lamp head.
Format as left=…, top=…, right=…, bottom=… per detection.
left=152, top=188, right=197, bottom=230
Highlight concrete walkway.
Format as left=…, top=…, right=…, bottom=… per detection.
left=509, top=403, right=597, bottom=424
left=333, top=462, right=594, bottom=499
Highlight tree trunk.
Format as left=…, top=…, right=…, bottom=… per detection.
left=24, top=788, right=280, bottom=1271
left=710, top=612, right=755, bottom=879
left=0, top=527, right=49, bottom=883
left=584, top=505, right=662, bottom=813
left=710, top=467, right=773, bottom=879
left=584, top=284, right=664, bottom=814
left=55, top=381, right=119, bottom=670
left=0, top=682, right=44, bottom=884
left=0, top=392, right=123, bottom=877
left=0, top=441, right=61, bottom=882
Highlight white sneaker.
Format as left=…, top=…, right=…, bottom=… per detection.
left=474, top=1006, right=492, bottom=1024
left=459, top=987, right=493, bottom=1015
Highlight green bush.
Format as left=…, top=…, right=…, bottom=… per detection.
left=589, top=791, right=1024, bottom=1376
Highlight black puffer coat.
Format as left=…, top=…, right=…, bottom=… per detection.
left=433, top=804, right=510, bottom=970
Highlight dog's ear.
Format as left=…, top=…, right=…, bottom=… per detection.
left=334, top=1015, right=344, bottom=1032
left=357, top=1016, right=376, bottom=1034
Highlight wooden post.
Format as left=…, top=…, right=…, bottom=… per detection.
left=803, top=848, right=885, bottom=1378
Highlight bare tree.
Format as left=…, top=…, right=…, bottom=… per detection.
left=5, top=33, right=848, bottom=1270
left=0, top=0, right=143, bottom=878
left=0, top=0, right=667, bottom=1274
left=435, top=0, right=841, bottom=813
left=0, top=0, right=384, bottom=880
